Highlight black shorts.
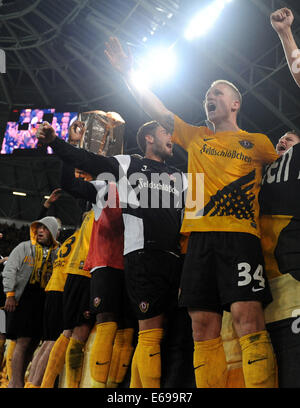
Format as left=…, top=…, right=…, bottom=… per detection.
left=90, top=267, right=135, bottom=328
left=124, top=249, right=182, bottom=320
left=267, top=317, right=300, bottom=388
left=43, top=291, right=64, bottom=341
left=6, top=283, right=45, bottom=340
left=63, top=274, right=94, bottom=330
left=179, top=232, right=273, bottom=313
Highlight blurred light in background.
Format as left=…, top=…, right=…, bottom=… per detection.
left=131, top=46, right=177, bottom=89
left=184, top=0, right=233, bottom=40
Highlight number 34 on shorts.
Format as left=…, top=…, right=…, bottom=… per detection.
left=237, top=263, right=265, bottom=292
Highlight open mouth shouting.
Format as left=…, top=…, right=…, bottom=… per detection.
left=207, top=102, right=216, bottom=112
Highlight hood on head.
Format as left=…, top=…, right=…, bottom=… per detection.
left=30, top=216, right=60, bottom=247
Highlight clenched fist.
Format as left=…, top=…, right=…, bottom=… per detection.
left=36, top=121, right=57, bottom=144
left=270, top=8, right=294, bottom=34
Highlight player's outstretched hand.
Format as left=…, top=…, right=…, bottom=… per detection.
left=270, top=8, right=294, bottom=34
left=104, top=37, right=133, bottom=76
left=44, top=188, right=62, bottom=209
left=36, top=121, right=57, bottom=144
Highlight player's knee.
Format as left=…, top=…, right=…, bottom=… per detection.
left=189, top=310, right=222, bottom=341
left=231, top=302, right=265, bottom=337
left=96, top=312, right=116, bottom=324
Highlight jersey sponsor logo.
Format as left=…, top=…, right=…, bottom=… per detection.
left=137, top=177, right=180, bottom=198
left=93, top=297, right=101, bottom=307
left=139, top=301, right=149, bottom=313
left=247, top=357, right=267, bottom=365
left=196, top=170, right=256, bottom=227
left=200, top=144, right=252, bottom=163
left=262, top=147, right=293, bottom=186
left=239, top=140, right=254, bottom=149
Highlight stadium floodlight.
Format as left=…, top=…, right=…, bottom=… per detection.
left=130, top=46, right=177, bottom=89
left=13, top=191, right=27, bottom=196
left=184, top=0, right=233, bottom=40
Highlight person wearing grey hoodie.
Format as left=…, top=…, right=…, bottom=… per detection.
left=2, top=216, right=60, bottom=388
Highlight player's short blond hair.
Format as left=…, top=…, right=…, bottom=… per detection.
left=209, top=79, right=242, bottom=111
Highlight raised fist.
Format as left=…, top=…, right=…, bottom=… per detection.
left=36, top=121, right=57, bottom=144
left=270, top=8, right=294, bottom=34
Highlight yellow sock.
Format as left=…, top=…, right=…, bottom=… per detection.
left=194, top=336, right=228, bottom=388
left=133, top=328, right=164, bottom=388
left=26, top=383, right=40, bottom=388
left=106, top=329, right=124, bottom=388
left=6, top=340, right=16, bottom=381
left=41, top=334, right=70, bottom=388
left=89, top=321, right=117, bottom=387
left=65, top=338, right=85, bottom=388
left=115, top=328, right=134, bottom=385
left=226, top=367, right=245, bottom=388
left=239, top=330, right=277, bottom=388
left=24, top=381, right=32, bottom=388
left=129, top=347, right=142, bottom=388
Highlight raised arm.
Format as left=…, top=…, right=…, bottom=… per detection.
left=104, top=37, right=175, bottom=134
left=270, top=8, right=300, bottom=87
left=60, top=162, right=97, bottom=203
left=36, top=122, right=120, bottom=179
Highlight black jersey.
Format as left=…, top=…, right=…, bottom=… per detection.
left=51, top=137, right=187, bottom=255
left=259, top=143, right=300, bottom=280
left=260, top=143, right=300, bottom=217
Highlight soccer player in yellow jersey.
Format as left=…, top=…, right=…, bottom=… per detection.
left=105, top=37, right=279, bottom=388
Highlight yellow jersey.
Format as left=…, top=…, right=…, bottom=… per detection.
left=66, top=209, right=94, bottom=277
left=172, top=115, right=278, bottom=237
left=45, top=230, right=80, bottom=292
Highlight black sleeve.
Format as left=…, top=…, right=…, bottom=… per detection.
left=37, top=205, right=48, bottom=219
left=49, top=137, right=120, bottom=179
left=60, top=162, right=97, bottom=203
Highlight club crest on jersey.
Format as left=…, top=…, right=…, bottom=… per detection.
left=139, top=301, right=149, bottom=313
left=79, top=261, right=85, bottom=269
left=93, top=297, right=101, bottom=308
left=239, top=140, right=254, bottom=149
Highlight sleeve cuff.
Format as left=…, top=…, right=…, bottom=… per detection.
left=6, top=292, right=15, bottom=297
